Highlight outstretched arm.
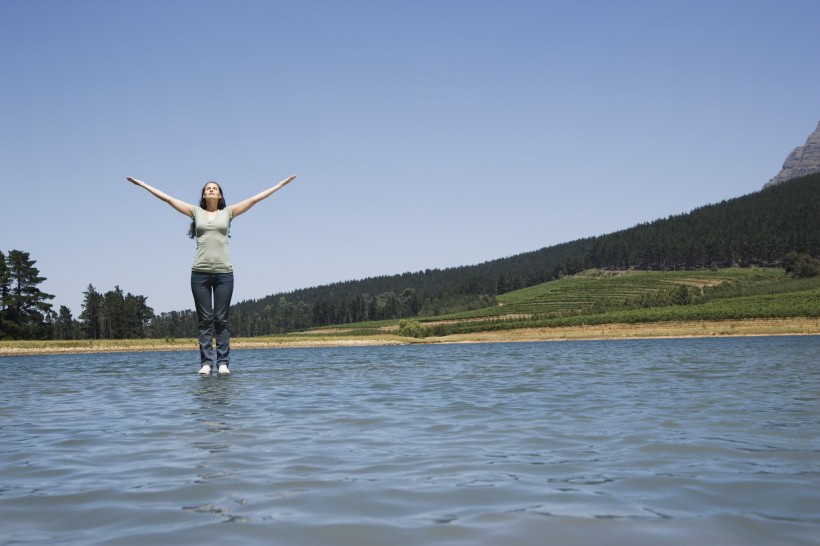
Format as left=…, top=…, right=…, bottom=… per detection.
left=126, top=177, right=195, bottom=217
left=231, top=175, right=297, bottom=218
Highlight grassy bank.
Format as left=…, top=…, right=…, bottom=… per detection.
left=1, top=317, right=817, bottom=356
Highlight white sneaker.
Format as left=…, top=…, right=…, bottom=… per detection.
left=218, top=364, right=230, bottom=375
left=198, top=364, right=212, bottom=375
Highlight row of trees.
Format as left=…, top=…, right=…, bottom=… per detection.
left=585, top=174, right=820, bottom=270
left=0, top=249, right=155, bottom=340
left=78, top=285, right=154, bottom=340
left=46, top=285, right=155, bottom=341
left=150, top=290, right=422, bottom=337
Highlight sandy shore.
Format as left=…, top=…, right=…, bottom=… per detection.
left=430, top=317, right=819, bottom=343
left=1, top=318, right=817, bottom=356
left=0, top=337, right=405, bottom=356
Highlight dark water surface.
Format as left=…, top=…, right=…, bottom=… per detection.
left=1, top=337, right=818, bottom=545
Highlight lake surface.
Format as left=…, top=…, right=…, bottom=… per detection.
left=1, top=337, right=818, bottom=545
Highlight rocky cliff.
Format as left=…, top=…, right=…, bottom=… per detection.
left=764, top=120, right=820, bottom=188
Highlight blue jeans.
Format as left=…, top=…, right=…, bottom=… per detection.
left=191, top=271, right=234, bottom=367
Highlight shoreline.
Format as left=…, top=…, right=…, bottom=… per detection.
left=1, top=318, right=817, bottom=356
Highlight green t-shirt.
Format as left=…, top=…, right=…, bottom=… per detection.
left=191, top=206, right=233, bottom=273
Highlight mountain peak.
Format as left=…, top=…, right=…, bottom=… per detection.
left=764, top=120, right=820, bottom=189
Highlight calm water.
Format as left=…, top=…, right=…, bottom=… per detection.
left=1, top=337, right=818, bottom=545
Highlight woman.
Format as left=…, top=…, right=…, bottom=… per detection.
left=126, top=174, right=297, bottom=375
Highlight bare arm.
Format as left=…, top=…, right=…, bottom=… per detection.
left=231, top=175, right=297, bottom=218
left=126, top=177, right=194, bottom=217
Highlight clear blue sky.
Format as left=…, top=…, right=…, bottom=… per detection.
left=2, top=0, right=819, bottom=316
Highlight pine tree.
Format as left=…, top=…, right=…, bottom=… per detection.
left=123, top=293, right=153, bottom=338
left=0, top=251, right=10, bottom=338
left=54, top=305, right=78, bottom=340
left=4, top=250, right=55, bottom=339
left=80, top=284, right=103, bottom=339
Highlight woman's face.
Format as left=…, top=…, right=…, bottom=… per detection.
left=203, top=183, right=222, bottom=200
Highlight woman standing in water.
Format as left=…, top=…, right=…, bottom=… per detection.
left=126, top=174, right=297, bottom=375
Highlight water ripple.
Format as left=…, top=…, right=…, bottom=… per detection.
left=1, top=336, right=819, bottom=545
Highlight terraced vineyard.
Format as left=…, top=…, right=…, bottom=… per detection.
left=443, top=268, right=787, bottom=320
left=306, top=268, right=820, bottom=338
left=498, top=270, right=724, bottom=315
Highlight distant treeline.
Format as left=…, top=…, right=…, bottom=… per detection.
left=0, top=251, right=152, bottom=341
left=586, top=174, right=819, bottom=270
left=148, top=173, right=820, bottom=337
left=0, top=251, right=154, bottom=340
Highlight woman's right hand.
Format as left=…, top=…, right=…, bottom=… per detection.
left=127, top=177, right=194, bottom=217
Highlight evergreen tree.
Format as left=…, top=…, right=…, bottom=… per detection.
left=80, top=284, right=103, bottom=339
left=54, top=305, right=79, bottom=340
left=0, top=252, right=10, bottom=338
left=101, top=286, right=126, bottom=339
left=3, top=250, right=55, bottom=339
left=123, top=293, right=154, bottom=338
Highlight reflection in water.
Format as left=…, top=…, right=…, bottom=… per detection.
left=193, top=376, right=236, bottom=423
left=188, top=376, right=250, bottom=520
left=191, top=376, right=238, bottom=458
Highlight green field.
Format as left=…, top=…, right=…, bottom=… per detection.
left=427, top=268, right=820, bottom=335
left=315, top=268, right=820, bottom=337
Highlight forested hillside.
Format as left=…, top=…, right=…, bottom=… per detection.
left=587, top=173, right=819, bottom=269
left=151, top=174, right=820, bottom=337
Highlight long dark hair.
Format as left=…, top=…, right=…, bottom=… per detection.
left=188, top=181, right=227, bottom=239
